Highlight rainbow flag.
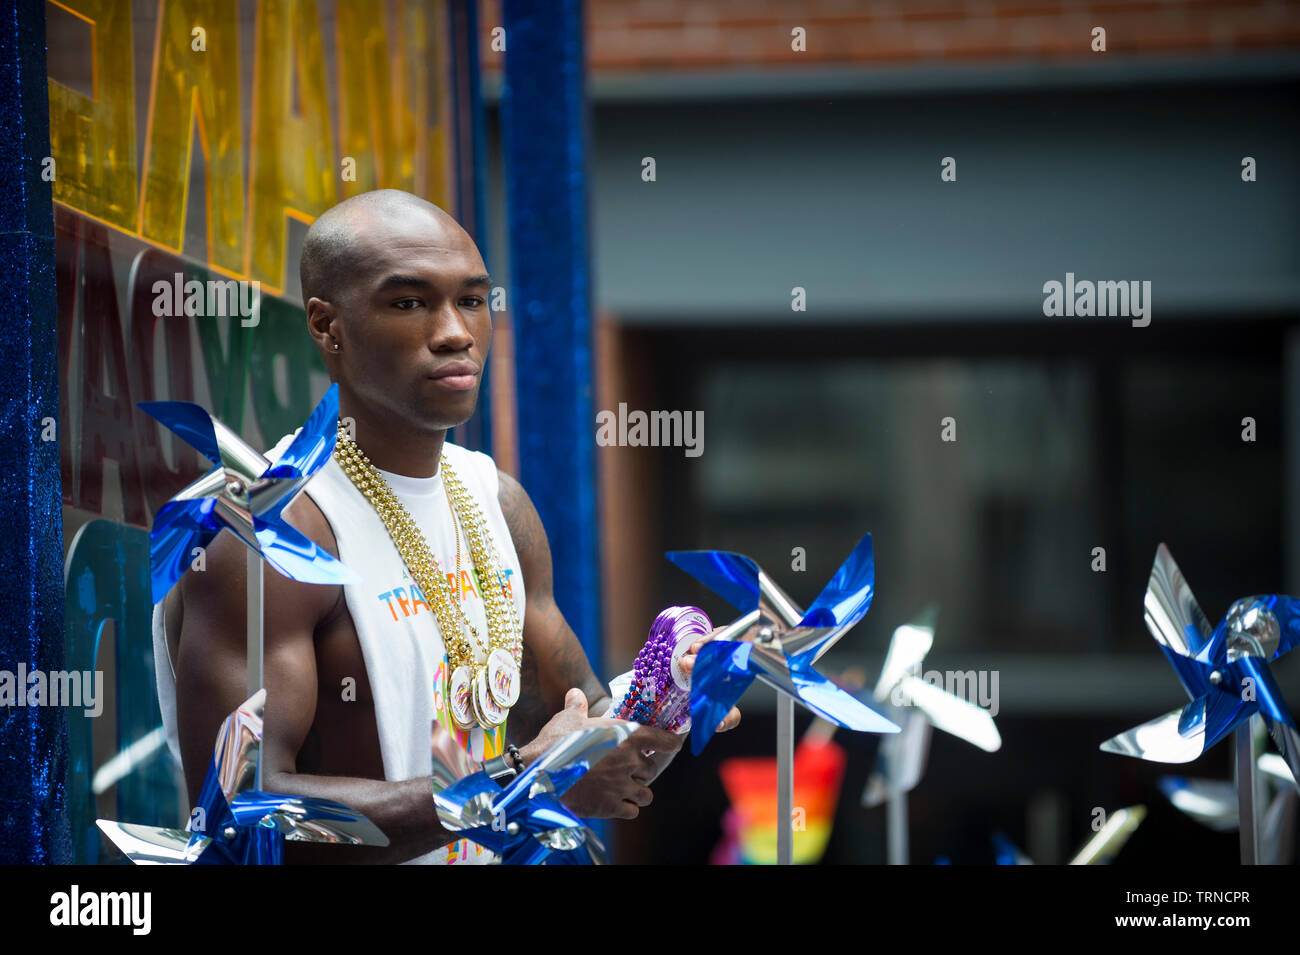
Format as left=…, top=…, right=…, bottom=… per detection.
left=714, top=738, right=847, bottom=865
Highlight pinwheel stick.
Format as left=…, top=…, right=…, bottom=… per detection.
left=888, top=780, right=907, bottom=865
left=777, top=695, right=793, bottom=866
left=247, top=549, right=264, bottom=791
left=754, top=573, right=805, bottom=868
left=1236, top=716, right=1262, bottom=864
left=700, top=606, right=798, bottom=864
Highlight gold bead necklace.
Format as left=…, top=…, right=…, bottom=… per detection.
left=334, top=426, right=522, bottom=730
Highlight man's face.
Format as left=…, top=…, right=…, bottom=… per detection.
left=332, top=210, right=492, bottom=433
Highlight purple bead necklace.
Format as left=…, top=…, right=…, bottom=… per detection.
left=614, top=606, right=712, bottom=732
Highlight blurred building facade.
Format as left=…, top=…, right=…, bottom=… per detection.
left=480, top=0, right=1300, bottom=863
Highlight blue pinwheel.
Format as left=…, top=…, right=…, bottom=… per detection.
left=667, top=533, right=899, bottom=755
left=97, top=691, right=387, bottom=864
left=430, top=721, right=635, bottom=864
left=97, top=387, right=386, bottom=864
left=139, top=383, right=357, bottom=603
left=1101, top=544, right=1300, bottom=791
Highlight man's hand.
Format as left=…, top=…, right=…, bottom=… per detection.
left=520, top=688, right=683, bottom=819
left=676, top=631, right=743, bottom=735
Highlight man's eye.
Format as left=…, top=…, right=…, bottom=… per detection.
left=460, top=297, right=485, bottom=308
left=393, top=298, right=421, bottom=310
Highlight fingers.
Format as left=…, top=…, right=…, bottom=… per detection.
left=715, top=706, right=742, bottom=734
left=616, top=786, right=655, bottom=818
left=563, top=687, right=588, bottom=714
left=637, top=744, right=661, bottom=771
left=680, top=629, right=728, bottom=676
left=658, top=629, right=728, bottom=691
left=700, top=626, right=726, bottom=645
left=629, top=724, right=684, bottom=753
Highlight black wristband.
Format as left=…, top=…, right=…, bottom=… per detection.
left=506, top=743, right=525, bottom=771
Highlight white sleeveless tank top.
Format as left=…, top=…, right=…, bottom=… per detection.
left=153, top=431, right=526, bottom=865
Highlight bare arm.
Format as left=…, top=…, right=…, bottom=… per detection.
left=174, top=495, right=455, bottom=864
left=497, top=471, right=610, bottom=743
left=497, top=471, right=690, bottom=818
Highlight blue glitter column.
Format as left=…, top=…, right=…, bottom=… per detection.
left=0, top=0, right=72, bottom=864
left=500, top=0, right=601, bottom=676
left=448, top=0, right=492, bottom=455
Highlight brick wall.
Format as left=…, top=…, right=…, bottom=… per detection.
left=480, top=0, right=1300, bottom=73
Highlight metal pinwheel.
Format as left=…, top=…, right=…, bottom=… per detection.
left=666, top=532, right=899, bottom=756
left=97, top=691, right=387, bottom=864
left=1100, top=543, right=1300, bottom=863
left=1101, top=544, right=1300, bottom=781
left=139, top=382, right=358, bottom=605
left=667, top=532, right=898, bottom=866
left=861, top=607, right=1001, bottom=864
left=430, top=721, right=636, bottom=864
left=98, top=387, right=385, bottom=863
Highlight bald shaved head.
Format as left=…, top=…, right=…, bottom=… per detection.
left=299, top=189, right=463, bottom=305
left=299, top=188, right=492, bottom=449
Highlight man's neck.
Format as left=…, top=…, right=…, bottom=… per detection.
left=341, top=403, right=447, bottom=478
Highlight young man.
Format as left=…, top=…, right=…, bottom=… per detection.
left=154, top=189, right=739, bottom=863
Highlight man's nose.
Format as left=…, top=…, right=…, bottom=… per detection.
left=430, top=299, right=475, bottom=350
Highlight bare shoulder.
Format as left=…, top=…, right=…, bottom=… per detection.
left=497, top=470, right=552, bottom=590
left=496, top=470, right=536, bottom=549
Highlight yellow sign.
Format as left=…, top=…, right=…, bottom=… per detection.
left=48, top=0, right=455, bottom=294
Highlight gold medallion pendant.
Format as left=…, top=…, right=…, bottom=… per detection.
left=448, top=665, right=477, bottom=730
left=473, top=670, right=508, bottom=726
left=486, top=647, right=521, bottom=708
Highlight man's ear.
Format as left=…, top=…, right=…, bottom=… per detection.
left=305, top=297, right=337, bottom=353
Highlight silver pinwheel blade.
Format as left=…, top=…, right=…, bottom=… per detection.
left=1100, top=704, right=1209, bottom=763
left=895, top=675, right=1001, bottom=752
left=1143, top=544, right=1214, bottom=657
left=526, top=724, right=637, bottom=786
left=95, top=821, right=211, bottom=865
left=1262, top=717, right=1300, bottom=794
left=256, top=797, right=391, bottom=845
left=1158, top=777, right=1238, bottom=831
left=1068, top=805, right=1146, bottom=865
left=873, top=618, right=934, bottom=702
left=862, top=709, right=932, bottom=808
left=217, top=690, right=265, bottom=802
left=579, top=826, right=609, bottom=865
left=1259, top=752, right=1297, bottom=786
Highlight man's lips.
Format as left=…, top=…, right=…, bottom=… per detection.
left=428, top=360, right=479, bottom=391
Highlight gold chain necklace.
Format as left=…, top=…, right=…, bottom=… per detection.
left=334, top=426, right=522, bottom=731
